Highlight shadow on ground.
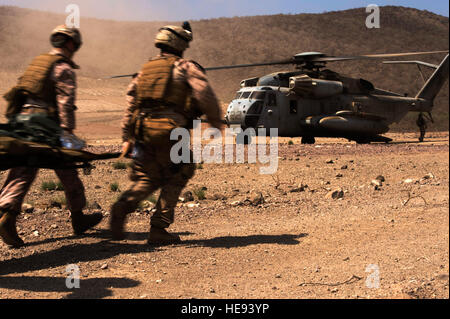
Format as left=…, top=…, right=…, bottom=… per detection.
left=0, top=231, right=306, bottom=276
left=0, top=239, right=159, bottom=276
left=0, top=275, right=140, bottom=298
left=181, top=233, right=308, bottom=248
left=19, top=230, right=196, bottom=247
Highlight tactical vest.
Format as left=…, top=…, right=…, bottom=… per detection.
left=3, top=53, right=73, bottom=119
left=131, top=56, right=199, bottom=144
left=136, top=56, right=191, bottom=115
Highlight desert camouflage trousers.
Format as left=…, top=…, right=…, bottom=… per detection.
left=111, top=142, right=195, bottom=229
left=0, top=167, right=86, bottom=216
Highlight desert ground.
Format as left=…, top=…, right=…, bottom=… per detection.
left=0, top=69, right=448, bottom=301
left=0, top=4, right=449, bottom=305
left=0, top=95, right=449, bottom=300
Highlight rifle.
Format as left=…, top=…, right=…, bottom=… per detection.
left=105, top=73, right=138, bottom=79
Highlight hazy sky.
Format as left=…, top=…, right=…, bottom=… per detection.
left=0, top=0, right=448, bottom=21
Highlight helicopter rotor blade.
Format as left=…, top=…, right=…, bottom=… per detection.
left=313, top=50, right=449, bottom=62
left=106, top=73, right=138, bottom=79
left=360, top=50, right=449, bottom=58
left=204, top=59, right=293, bottom=71
left=205, top=50, right=449, bottom=71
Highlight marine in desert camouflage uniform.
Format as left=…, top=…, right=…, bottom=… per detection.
left=110, top=22, right=222, bottom=244
left=0, top=25, right=102, bottom=248
left=416, top=112, right=427, bottom=142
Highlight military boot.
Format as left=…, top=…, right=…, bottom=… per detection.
left=147, top=226, right=181, bottom=245
left=0, top=211, right=25, bottom=248
left=70, top=211, right=103, bottom=235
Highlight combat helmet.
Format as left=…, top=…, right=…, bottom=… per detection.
left=155, top=22, right=193, bottom=53
left=50, top=25, right=83, bottom=51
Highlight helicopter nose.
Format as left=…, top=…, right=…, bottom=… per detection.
left=226, top=100, right=249, bottom=126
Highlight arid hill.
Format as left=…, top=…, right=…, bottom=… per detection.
left=0, top=5, right=448, bottom=131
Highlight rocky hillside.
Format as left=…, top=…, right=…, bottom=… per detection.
left=0, top=5, right=448, bottom=131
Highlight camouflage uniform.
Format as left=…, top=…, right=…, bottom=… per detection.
left=0, top=48, right=85, bottom=215
left=0, top=25, right=101, bottom=248
left=111, top=52, right=222, bottom=239
left=416, top=113, right=427, bottom=142
left=0, top=39, right=106, bottom=248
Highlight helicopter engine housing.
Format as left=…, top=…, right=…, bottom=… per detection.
left=289, top=75, right=343, bottom=99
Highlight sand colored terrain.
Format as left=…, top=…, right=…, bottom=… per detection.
left=0, top=5, right=449, bottom=131
left=0, top=6, right=448, bottom=300
left=0, top=132, right=448, bottom=299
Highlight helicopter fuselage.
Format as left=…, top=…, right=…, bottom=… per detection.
left=224, top=73, right=433, bottom=143
left=109, top=51, right=447, bottom=143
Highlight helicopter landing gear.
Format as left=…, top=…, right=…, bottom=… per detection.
left=301, top=136, right=316, bottom=144
left=355, top=139, right=371, bottom=144
left=354, top=135, right=392, bottom=144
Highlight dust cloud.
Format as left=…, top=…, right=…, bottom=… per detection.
left=0, top=6, right=170, bottom=77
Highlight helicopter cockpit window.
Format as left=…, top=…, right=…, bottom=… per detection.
left=234, top=92, right=242, bottom=99
left=268, top=93, right=277, bottom=106
left=241, top=92, right=251, bottom=99
left=250, top=91, right=266, bottom=100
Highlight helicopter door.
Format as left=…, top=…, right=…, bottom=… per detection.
left=263, top=91, right=279, bottom=130
left=244, top=101, right=264, bottom=128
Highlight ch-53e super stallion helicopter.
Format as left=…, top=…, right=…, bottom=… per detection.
left=204, top=50, right=449, bottom=144
left=110, top=50, right=448, bottom=144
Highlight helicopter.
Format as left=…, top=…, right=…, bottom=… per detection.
left=109, top=50, right=449, bottom=144
left=204, top=51, right=449, bottom=144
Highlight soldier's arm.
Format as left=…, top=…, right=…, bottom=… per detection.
left=121, top=72, right=141, bottom=142
left=184, top=61, right=223, bottom=130
left=52, top=62, right=77, bottom=132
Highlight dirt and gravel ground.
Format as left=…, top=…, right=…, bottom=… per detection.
left=0, top=131, right=448, bottom=299
left=0, top=6, right=448, bottom=301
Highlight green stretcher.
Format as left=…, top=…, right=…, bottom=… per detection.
left=0, top=114, right=121, bottom=171
left=0, top=136, right=121, bottom=171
